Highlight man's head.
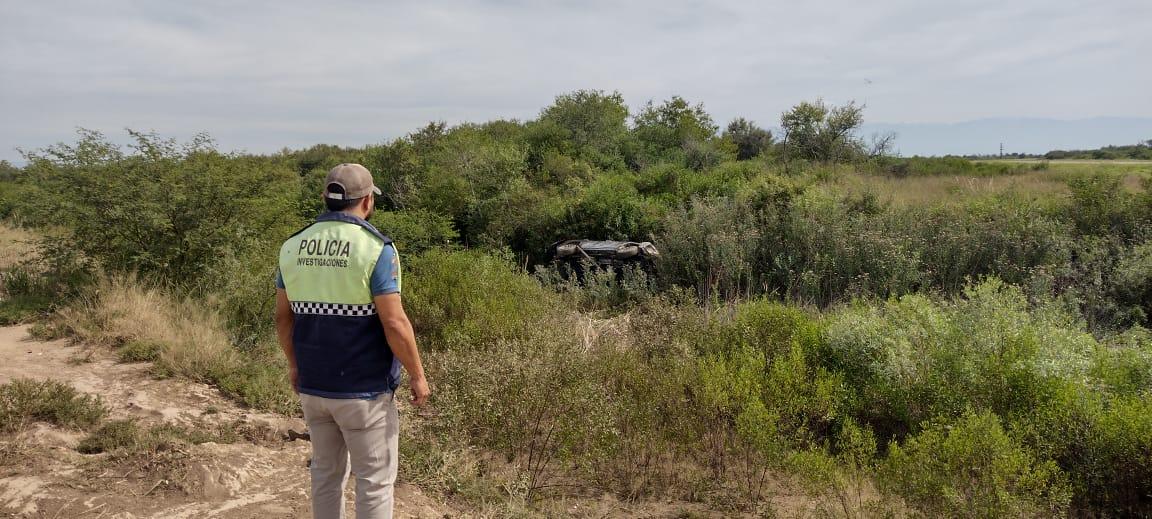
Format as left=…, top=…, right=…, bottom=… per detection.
left=324, top=163, right=382, bottom=219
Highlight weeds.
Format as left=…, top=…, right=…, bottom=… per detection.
left=77, top=418, right=238, bottom=455
left=0, top=378, right=107, bottom=433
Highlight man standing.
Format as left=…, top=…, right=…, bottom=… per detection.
left=275, top=163, right=430, bottom=519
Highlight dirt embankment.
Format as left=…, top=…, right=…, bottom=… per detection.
left=0, top=326, right=451, bottom=518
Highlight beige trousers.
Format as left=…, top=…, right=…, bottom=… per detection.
left=301, top=392, right=399, bottom=519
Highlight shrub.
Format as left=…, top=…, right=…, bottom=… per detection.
left=427, top=333, right=618, bottom=496
left=873, top=156, right=1027, bottom=178
left=0, top=378, right=107, bottom=433
left=370, top=209, right=458, bottom=253
left=0, top=231, right=95, bottom=324
left=823, top=279, right=1094, bottom=442
left=118, top=339, right=166, bottom=362
left=404, top=248, right=558, bottom=350
left=21, top=130, right=299, bottom=281
left=536, top=262, right=655, bottom=313
left=657, top=196, right=760, bottom=301
left=1092, top=327, right=1152, bottom=395
left=880, top=410, right=1071, bottom=518
left=1014, top=381, right=1152, bottom=515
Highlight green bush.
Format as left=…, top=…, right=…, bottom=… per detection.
left=880, top=410, right=1071, bottom=518
left=371, top=209, right=458, bottom=253
left=0, top=234, right=95, bottom=324
left=1092, top=327, right=1152, bottom=395
left=117, top=339, right=166, bottom=362
left=657, top=196, right=760, bottom=301
left=404, top=248, right=558, bottom=350
left=823, top=279, right=1093, bottom=442
left=873, top=156, right=1028, bottom=177
left=0, top=378, right=107, bottom=433
left=536, top=261, right=655, bottom=313
left=1014, top=382, right=1152, bottom=515
left=428, top=334, right=619, bottom=496
left=21, top=130, right=299, bottom=281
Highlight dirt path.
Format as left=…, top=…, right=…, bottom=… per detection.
left=0, top=326, right=451, bottom=518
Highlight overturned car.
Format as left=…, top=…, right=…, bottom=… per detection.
left=549, top=239, right=660, bottom=279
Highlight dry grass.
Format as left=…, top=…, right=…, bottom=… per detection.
left=827, top=172, right=1065, bottom=206
left=56, top=276, right=241, bottom=384
left=0, top=221, right=35, bottom=270
left=49, top=275, right=296, bottom=413
left=830, top=162, right=1151, bottom=207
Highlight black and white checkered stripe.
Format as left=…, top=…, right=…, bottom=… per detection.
left=291, top=301, right=377, bottom=317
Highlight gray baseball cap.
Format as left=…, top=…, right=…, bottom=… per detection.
left=324, top=163, right=382, bottom=200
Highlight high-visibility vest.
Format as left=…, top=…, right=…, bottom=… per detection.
left=278, top=212, right=400, bottom=398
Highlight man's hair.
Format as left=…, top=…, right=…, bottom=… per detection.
left=324, top=182, right=363, bottom=212
left=325, top=196, right=361, bottom=212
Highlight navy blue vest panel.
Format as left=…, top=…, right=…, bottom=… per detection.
left=293, top=313, right=399, bottom=398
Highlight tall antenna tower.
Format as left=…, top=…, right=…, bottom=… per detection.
left=999, top=142, right=1004, bottom=158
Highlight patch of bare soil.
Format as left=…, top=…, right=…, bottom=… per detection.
left=0, top=326, right=453, bottom=518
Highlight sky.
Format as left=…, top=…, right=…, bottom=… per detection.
left=1, top=0, right=1150, bottom=162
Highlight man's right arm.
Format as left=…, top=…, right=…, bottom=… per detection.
left=274, top=288, right=298, bottom=392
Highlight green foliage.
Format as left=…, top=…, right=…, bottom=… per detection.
left=0, top=378, right=107, bottom=433
left=874, top=156, right=1029, bottom=177
left=780, top=100, right=865, bottom=163
left=824, top=279, right=1093, bottom=441
left=535, top=90, right=630, bottom=170
left=658, top=197, right=760, bottom=301
left=1066, top=173, right=1132, bottom=236
left=370, top=209, right=458, bottom=253
left=632, top=96, right=719, bottom=167
left=409, top=124, right=529, bottom=235
left=404, top=248, right=557, bottom=350
left=880, top=410, right=1071, bottom=518
left=430, top=335, right=619, bottom=495
left=1111, top=242, right=1152, bottom=325
left=20, top=129, right=300, bottom=281
left=1092, top=327, right=1152, bottom=394
left=117, top=339, right=166, bottom=362
left=1045, top=141, right=1152, bottom=160
left=1014, top=379, right=1152, bottom=515
left=564, top=172, right=662, bottom=241
left=723, top=118, right=774, bottom=161
left=0, top=233, right=95, bottom=323
left=537, top=262, right=656, bottom=313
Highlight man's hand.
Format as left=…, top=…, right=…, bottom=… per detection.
left=409, top=375, right=430, bottom=407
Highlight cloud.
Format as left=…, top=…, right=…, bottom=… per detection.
left=1, top=0, right=1150, bottom=161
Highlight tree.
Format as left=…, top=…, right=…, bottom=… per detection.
left=536, top=90, right=629, bottom=169
left=780, top=99, right=866, bottom=163
left=632, top=96, right=719, bottom=163
left=723, top=118, right=774, bottom=160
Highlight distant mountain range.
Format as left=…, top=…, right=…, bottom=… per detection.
left=860, top=117, right=1152, bottom=157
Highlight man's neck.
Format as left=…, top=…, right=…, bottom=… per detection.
left=339, top=209, right=369, bottom=220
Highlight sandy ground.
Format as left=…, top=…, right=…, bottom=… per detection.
left=0, top=325, right=454, bottom=518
